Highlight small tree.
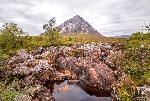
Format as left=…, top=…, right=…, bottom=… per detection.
left=0, top=23, right=27, bottom=52
left=142, top=22, right=150, bottom=32
left=43, top=17, right=60, bottom=46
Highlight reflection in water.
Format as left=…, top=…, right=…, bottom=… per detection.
left=78, top=81, right=111, bottom=97
left=45, top=80, right=111, bottom=101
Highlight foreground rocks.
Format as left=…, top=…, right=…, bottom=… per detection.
left=1, top=42, right=125, bottom=100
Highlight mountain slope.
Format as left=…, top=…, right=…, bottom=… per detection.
left=57, top=15, right=101, bottom=35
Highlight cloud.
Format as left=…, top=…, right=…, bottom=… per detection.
left=0, top=0, right=150, bottom=36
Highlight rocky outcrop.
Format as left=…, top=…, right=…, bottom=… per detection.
left=55, top=51, right=116, bottom=92
left=3, top=42, right=124, bottom=100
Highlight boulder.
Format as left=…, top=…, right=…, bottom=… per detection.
left=7, top=56, right=24, bottom=66
left=27, top=84, right=54, bottom=101
left=17, top=49, right=29, bottom=60
left=30, top=46, right=44, bottom=56
left=32, top=61, right=55, bottom=81
left=84, top=65, right=115, bottom=92
left=36, top=84, right=54, bottom=101
left=41, top=46, right=58, bottom=58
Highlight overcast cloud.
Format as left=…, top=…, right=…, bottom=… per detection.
left=0, top=0, right=150, bottom=37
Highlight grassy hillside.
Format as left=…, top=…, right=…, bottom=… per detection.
left=61, top=33, right=124, bottom=43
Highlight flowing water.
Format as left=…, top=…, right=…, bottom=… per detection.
left=46, top=80, right=111, bottom=101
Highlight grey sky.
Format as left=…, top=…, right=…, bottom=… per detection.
left=0, top=0, right=150, bottom=37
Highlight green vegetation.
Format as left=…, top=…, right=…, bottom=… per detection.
left=42, top=17, right=61, bottom=46
left=122, top=32, right=150, bottom=84
left=0, top=76, right=26, bottom=101
left=0, top=23, right=29, bottom=61
left=0, top=23, right=28, bottom=52
left=118, top=31, right=150, bottom=100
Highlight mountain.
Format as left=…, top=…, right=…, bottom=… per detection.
left=114, top=35, right=131, bottom=38
left=57, top=15, right=101, bottom=35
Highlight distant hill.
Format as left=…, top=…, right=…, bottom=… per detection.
left=114, top=35, right=131, bottom=38
left=57, top=15, right=101, bottom=35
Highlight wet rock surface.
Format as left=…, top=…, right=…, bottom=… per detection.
left=1, top=42, right=125, bottom=100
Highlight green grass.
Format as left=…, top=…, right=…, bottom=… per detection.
left=61, top=33, right=124, bottom=43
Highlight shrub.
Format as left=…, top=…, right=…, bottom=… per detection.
left=0, top=77, right=26, bottom=101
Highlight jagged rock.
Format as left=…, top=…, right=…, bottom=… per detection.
left=27, top=59, right=39, bottom=68
left=30, top=46, right=44, bottom=56
left=25, top=84, right=54, bottom=101
left=85, top=63, right=115, bottom=92
left=86, top=68, right=99, bottom=84
left=7, top=56, right=24, bottom=66
left=54, top=70, right=72, bottom=81
left=7, top=49, right=30, bottom=67
left=10, top=59, right=40, bottom=69
left=104, top=49, right=122, bottom=70
left=17, top=49, right=29, bottom=60
left=13, top=66, right=32, bottom=76
left=32, top=61, right=55, bottom=81
left=35, top=84, right=54, bottom=101
left=41, top=46, right=56, bottom=57
left=71, top=74, right=78, bottom=80
left=14, top=93, right=32, bottom=101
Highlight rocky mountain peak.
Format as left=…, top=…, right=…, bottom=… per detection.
left=57, top=15, right=101, bottom=35
left=73, top=15, right=81, bottom=19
